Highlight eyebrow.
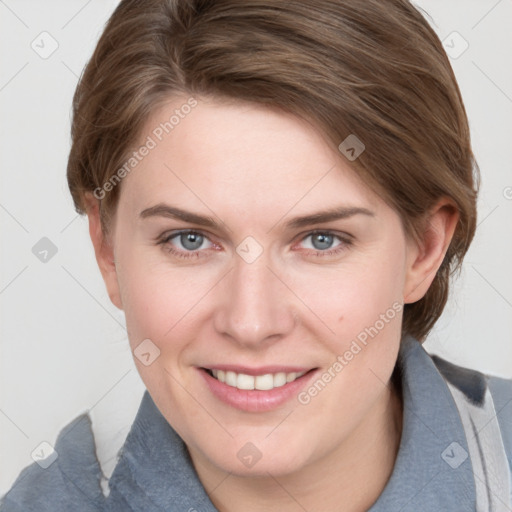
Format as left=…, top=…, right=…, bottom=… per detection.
left=139, top=203, right=375, bottom=230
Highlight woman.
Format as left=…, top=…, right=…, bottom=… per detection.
left=2, top=0, right=511, bottom=511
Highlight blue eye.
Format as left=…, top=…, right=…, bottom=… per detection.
left=157, top=229, right=352, bottom=260
left=175, top=231, right=206, bottom=251
left=298, top=231, right=352, bottom=257
left=303, top=232, right=337, bottom=250
left=159, top=230, right=213, bottom=259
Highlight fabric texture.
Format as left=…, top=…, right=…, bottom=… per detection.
left=2, top=334, right=511, bottom=511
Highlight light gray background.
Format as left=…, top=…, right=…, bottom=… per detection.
left=1, top=0, right=511, bottom=497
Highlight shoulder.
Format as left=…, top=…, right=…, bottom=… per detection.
left=431, top=352, right=512, bottom=467
left=488, top=374, right=512, bottom=465
left=0, top=412, right=106, bottom=512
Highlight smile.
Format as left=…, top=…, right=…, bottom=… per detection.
left=199, top=365, right=318, bottom=412
left=206, top=369, right=308, bottom=391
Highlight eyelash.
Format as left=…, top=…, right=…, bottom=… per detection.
left=157, top=229, right=353, bottom=260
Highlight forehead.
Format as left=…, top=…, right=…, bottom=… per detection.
left=118, top=95, right=384, bottom=221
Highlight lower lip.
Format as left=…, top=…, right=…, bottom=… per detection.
left=198, top=368, right=318, bottom=412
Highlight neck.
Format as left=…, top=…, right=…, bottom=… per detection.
left=190, top=374, right=403, bottom=512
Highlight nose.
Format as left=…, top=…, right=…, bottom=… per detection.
left=213, top=251, right=297, bottom=349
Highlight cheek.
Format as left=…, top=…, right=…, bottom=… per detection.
left=117, top=253, right=217, bottom=367
left=291, top=251, right=405, bottom=338
left=116, top=253, right=187, bottom=348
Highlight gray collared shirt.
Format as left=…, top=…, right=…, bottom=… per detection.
left=2, top=335, right=512, bottom=511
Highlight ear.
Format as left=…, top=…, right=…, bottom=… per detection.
left=403, top=198, right=459, bottom=304
left=83, top=193, right=123, bottom=310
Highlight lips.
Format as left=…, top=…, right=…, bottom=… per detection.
left=198, top=365, right=318, bottom=412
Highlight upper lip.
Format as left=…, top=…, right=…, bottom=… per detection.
left=201, top=365, right=316, bottom=376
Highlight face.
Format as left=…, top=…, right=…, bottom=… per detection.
left=96, top=96, right=421, bottom=478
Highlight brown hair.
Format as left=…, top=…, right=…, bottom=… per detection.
left=67, top=0, right=479, bottom=342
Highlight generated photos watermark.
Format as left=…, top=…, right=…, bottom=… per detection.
left=297, top=301, right=403, bottom=405
left=93, top=97, right=198, bottom=200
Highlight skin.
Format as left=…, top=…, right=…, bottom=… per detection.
left=85, top=96, right=458, bottom=512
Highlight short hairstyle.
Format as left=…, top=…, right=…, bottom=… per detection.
left=67, top=0, right=479, bottom=342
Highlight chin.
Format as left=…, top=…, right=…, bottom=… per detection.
left=200, top=436, right=314, bottom=478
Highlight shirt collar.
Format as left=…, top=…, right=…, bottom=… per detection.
left=369, top=334, right=476, bottom=510
left=107, top=334, right=477, bottom=510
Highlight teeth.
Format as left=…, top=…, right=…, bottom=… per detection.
left=286, top=372, right=297, bottom=383
left=255, top=374, right=273, bottom=390
left=272, top=372, right=287, bottom=388
left=237, top=373, right=255, bottom=390
left=209, top=369, right=307, bottom=390
left=225, top=371, right=237, bottom=387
